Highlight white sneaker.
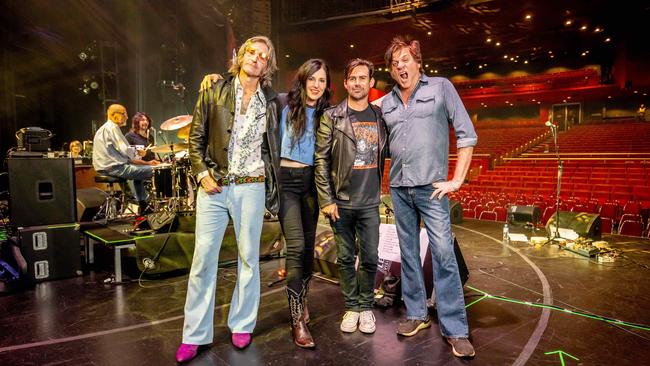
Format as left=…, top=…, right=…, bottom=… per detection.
left=358, top=310, right=376, bottom=334
left=340, top=311, right=360, bottom=333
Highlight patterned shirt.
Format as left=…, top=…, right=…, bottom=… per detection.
left=227, top=76, right=267, bottom=177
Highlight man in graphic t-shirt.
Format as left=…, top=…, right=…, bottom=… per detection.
left=315, top=58, right=387, bottom=335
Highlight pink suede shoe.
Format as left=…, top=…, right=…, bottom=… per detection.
left=231, top=333, right=252, bottom=349
left=175, top=343, right=199, bottom=363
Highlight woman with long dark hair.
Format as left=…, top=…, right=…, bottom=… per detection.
left=279, top=58, right=331, bottom=349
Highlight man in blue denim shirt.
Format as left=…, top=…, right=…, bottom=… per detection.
left=379, top=36, right=477, bottom=358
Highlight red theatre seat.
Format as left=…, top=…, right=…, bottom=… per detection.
left=619, top=220, right=644, bottom=237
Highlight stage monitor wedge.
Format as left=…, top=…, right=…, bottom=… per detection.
left=546, top=211, right=601, bottom=240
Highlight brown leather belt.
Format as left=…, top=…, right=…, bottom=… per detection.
left=216, top=175, right=265, bottom=186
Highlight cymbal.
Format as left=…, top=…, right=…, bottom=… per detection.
left=177, top=125, right=190, bottom=140
left=150, top=143, right=188, bottom=154
left=160, top=115, right=192, bottom=131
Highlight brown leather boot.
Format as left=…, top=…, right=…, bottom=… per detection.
left=301, top=277, right=311, bottom=324
left=287, top=287, right=315, bottom=349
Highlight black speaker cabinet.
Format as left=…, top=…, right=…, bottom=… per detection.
left=8, top=158, right=76, bottom=227
left=508, top=205, right=541, bottom=225
left=18, top=224, right=82, bottom=282
left=546, top=211, right=602, bottom=240
left=450, top=200, right=463, bottom=224
left=76, top=187, right=107, bottom=222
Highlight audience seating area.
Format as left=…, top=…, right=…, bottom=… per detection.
left=384, top=120, right=650, bottom=238
left=526, top=121, right=650, bottom=153
left=454, top=68, right=600, bottom=97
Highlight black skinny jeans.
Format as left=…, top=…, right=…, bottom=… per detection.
left=278, top=166, right=319, bottom=293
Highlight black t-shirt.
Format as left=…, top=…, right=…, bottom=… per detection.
left=337, top=106, right=380, bottom=209
left=125, top=131, right=155, bottom=161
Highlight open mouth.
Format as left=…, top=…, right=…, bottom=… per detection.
left=399, top=71, right=408, bottom=81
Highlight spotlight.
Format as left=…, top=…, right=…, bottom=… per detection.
left=78, top=52, right=88, bottom=61
left=90, top=81, right=99, bottom=89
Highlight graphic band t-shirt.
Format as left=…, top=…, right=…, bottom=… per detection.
left=336, top=106, right=380, bottom=209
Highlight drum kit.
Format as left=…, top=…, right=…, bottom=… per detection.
left=147, top=115, right=195, bottom=213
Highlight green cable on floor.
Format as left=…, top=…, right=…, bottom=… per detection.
left=465, top=285, right=650, bottom=332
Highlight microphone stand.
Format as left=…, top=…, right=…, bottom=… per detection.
left=544, top=121, right=563, bottom=246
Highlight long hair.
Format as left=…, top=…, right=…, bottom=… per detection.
left=130, top=112, right=152, bottom=133
left=228, top=35, right=278, bottom=88
left=287, top=59, right=331, bottom=148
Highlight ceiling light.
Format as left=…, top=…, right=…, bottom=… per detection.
left=565, top=20, right=572, bottom=26
left=434, top=69, right=438, bottom=73
left=427, top=31, right=432, bottom=36
left=349, top=44, right=355, bottom=48
left=532, top=99, right=536, bottom=102
left=634, top=90, right=638, bottom=94
left=581, top=52, right=586, bottom=56
left=503, top=54, right=508, bottom=59
left=548, top=50, right=553, bottom=54
left=525, top=14, right=532, bottom=20
left=486, top=37, right=492, bottom=43
left=510, top=57, right=514, bottom=61
left=537, top=101, right=541, bottom=104
left=524, top=60, right=529, bottom=64
left=550, top=55, right=555, bottom=58
left=285, top=54, right=290, bottom=58
left=594, top=27, right=603, bottom=33
left=495, top=42, right=501, bottom=46
left=425, top=64, right=429, bottom=67
left=580, top=25, right=587, bottom=31
left=604, top=37, right=611, bottom=42
left=453, top=66, right=457, bottom=70
left=607, top=96, right=612, bottom=99
left=478, top=65, right=483, bottom=69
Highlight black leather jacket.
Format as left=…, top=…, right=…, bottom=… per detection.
left=314, top=99, right=387, bottom=208
left=188, top=75, right=281, bottom=214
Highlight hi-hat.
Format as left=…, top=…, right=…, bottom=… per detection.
left=161, top=115, right=192, bottom=130
left=150, top=143, right=188, bottom=153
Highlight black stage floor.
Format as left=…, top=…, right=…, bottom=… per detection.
left=1, top=219, right=650, bottom=365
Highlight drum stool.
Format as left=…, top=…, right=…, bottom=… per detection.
left=94, top=174, right=126, bottom=221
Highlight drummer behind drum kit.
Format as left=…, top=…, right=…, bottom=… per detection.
left=146, top=115, right=195, bottom=213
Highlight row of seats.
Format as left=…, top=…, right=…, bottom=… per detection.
left=449, top=190, right=650, bottom=237
left=454, top=68, right=599, bottom=91
left=527, top=122, right=650, bottom=153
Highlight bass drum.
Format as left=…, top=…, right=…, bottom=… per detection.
left=152, top=164, right=174, bottom=199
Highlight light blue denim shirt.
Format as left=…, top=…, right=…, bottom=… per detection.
left=279, top=105, right=316, bottom=165
left=382, top=75, right=477, bottom=187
